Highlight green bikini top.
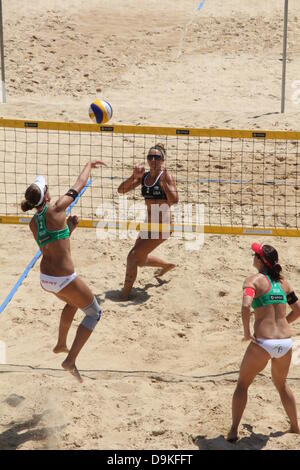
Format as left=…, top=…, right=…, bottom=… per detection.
left=34, top=205, right=70, bottom=248
left=251, top=275, right=287, bottom=309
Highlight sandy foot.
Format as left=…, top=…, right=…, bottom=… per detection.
left=226, top=428, right=238, bottom=443
left=154, top=264, right=176, bottom=279
left=53, top=345, right=70, bottom=354
left=62, top=359, right=83, bottom=383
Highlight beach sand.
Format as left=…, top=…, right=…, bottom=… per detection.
left=1, top=0, right=300, bottom=450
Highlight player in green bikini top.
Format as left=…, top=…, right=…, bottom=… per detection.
left=227, top=242, right=300, bottom=443
left=21, top=160, right=105, bottom=383
left=34, top=203, right=70, bottom=248
left=251, top=274, right=287, bottom=309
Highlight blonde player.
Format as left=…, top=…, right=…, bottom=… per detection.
left=118, top=143, right=178, bottom=300
left=21, top=160, right=105, bottom=382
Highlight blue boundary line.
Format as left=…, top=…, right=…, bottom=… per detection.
left=0, top=179, right=92, bottom=315
left=197, top=0, right=206, bottom=12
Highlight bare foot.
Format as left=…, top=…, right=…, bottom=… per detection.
left=287, top=426, right=300, bottom=434
left=120, top=290, right=130, bottom=301
left=227, top=428, right=238, bottom=443
left=155, top=264, right=176, bottom=278
left=62, top=359, right=83, bottom=383
left=53, top=344, right=69, bottom=354
left=120, top=295, right=129, bottom=301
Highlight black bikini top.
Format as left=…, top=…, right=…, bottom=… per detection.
left=141, top=171, right=167, bottom=200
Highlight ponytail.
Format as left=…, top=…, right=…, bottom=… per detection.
left=20, top=183, right=43, bottom=212
left=21, top=199, right=35, bottom=212
left=265, top=263, right=283, bottom=282
left=261, top=245, right=283, bottom=281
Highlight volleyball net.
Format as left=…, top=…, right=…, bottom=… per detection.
left=0, top=118, right=300, bottom=237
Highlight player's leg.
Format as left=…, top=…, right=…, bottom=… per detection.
left=227, top=341, right=269, bottom=442
left=143, top=254, right=175, bottom=277
left=53, top=301, right=78, bottom=354
left=56, top=277, right=101, bottom=382
left=271, top=350, right=300, bottom=434
left=121, top=237, right=165, bottom=299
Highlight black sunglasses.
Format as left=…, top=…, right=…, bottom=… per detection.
left=147, top=154, right=162, bottom=161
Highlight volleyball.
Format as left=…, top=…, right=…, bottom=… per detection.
left=89, top=99, right=113, bottom=124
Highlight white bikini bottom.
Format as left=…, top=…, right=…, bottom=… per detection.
left=254, top=337, right=293, bottom=359
left=40, top=272, right=77, bottom=294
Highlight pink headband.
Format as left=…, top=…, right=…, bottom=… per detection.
left=251, top=242, right=273, bottom=268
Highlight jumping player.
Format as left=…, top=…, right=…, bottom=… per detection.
left=21, top=160, right=105, bottom=382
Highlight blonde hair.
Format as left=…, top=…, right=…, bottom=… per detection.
left=149, top=143, right=166, bottom=160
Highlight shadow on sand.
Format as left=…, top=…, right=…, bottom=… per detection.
left=0, top=412, right=65, bottom=450
left=193, top=424, right=285, bottom=450
left=103, top=278, right=170, bottom=306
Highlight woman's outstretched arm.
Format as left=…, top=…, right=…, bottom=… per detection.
left=118, top=165, right=145, bottom=194
left=54, top=160, right=105, bottom=213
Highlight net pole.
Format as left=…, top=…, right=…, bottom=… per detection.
left=281, top=0, right=289, bottom=114
left=0, top=0, right=5, bottom=103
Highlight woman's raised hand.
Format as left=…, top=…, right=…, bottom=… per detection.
left=67, top=215, right=79, bottom=234
left=133, top=165, right=145, bottom=181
